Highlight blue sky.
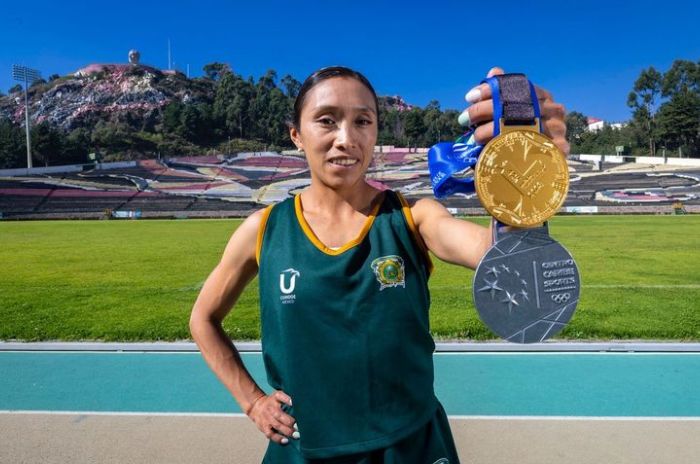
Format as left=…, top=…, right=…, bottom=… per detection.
left=1, top=0, right=698, bottom=122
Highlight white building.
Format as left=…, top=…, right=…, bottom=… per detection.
left=587, top=117, right=604, bottom=132
left=587, top=117, right=627, bottom=132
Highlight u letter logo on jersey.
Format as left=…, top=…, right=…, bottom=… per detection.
left=279, top=268, right=300, bottom=304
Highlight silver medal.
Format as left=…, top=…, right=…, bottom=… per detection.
left=473, top=220, right=580, bottom=343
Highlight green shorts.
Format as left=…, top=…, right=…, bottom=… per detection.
left=262, top=401, right=460, bottom=464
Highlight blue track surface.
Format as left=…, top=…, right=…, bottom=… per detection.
left=1, top=352, right=698, bottom=416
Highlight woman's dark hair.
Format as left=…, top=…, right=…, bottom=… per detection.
left=291, top=66, right=380, bottom=131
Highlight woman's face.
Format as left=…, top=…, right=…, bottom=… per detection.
left=290, top=77, right=378, bottom=191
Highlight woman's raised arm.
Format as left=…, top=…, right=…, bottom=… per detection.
left=410, top=197, right=493, bottom=270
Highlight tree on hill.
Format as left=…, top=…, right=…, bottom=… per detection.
left=214, top=72, right=254, bottom=139
left=29, top=78, right=47, bottom=89
left=203, top=62, right=231, bottom=81
left=565, top=111, right=588, bottom=143
left=657, top=90, right=700, bottom=155
left=655, top=60, right=699, bottom=156
left=422, top=100, right=441, bottom=143
left=62, top=128, right=90, bottom=164
left=281, top=74, right=301, bottom=99
left=31, top=122, right=63, bottom=167
left=258, top=69, right=278, bottom=91
left=162, top=101, right=184, bottom=134
left=180, top=103, right=215, bottom=145
left=662, top=59, right=699, bottom=95
left=377, top=107, right=402, bottom=145
left=403, top=108, right=426, bottom=147
left=0, top=118, right=25, bottom=169
left=627, top=66, right=662, bottom=156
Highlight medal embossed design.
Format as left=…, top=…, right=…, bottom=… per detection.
left=476, top=123, right=569, bottom=228
left=473, top=221, right=580, bottom=343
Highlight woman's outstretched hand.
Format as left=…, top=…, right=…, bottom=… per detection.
left=458, top=66, right=570, bottom=156
left=246, top=390, right=298, bottom=445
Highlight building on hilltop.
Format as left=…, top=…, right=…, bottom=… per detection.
left=587, top=117, right=627, bottom=132
left=587, top=117, right=604, bottom=132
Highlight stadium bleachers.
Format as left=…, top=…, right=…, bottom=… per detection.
left=0, top=195, right=46, bottom=213
left=125, top=194, right=195, bottom=212
left=34, top=197, right=129, bottom=213
left=1, top=154, right=699, bottom=219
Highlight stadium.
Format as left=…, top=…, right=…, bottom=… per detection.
left=1, top=5, right=699, bottom=461
left=2, top=149, right=699, bottom=220
left=2, top=147, right=699, bottom=464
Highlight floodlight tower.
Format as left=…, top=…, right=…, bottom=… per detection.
left=12, top=65, right=42, bottom=169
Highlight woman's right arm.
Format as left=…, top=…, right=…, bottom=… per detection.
left=189, top=208, right=296, bottom=445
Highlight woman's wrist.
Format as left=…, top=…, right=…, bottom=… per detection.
left=243, top=391, right=266, bottom=416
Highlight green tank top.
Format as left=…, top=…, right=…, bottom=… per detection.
left=256, top=189, right=438, bottom=459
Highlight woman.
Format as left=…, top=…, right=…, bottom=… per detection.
left=189, top=66, right=568, bottom=463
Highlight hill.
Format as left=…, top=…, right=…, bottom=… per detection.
left=1, top=64, right=213, bottom=133
left=0, top=63, right=443, bottom=168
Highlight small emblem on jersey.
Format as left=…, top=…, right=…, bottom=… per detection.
left=431, top=459, right=449, bottom=464
left=279, top=268, right=300, bottom=304
left=370, top=255, right=405, bottom=291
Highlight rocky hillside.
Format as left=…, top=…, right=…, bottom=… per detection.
left=0, top=64, right=214, bottom=133
left=0, top=64, right=213, bottom=132
left=0, top=63, right=457, bottom=169
left=0, top=64, right=418, bottom=134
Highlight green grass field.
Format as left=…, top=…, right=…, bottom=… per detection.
left=1, top=215, right=699, bottom=342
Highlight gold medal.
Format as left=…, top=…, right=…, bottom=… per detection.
left=475, top=118, right=569, bottom=227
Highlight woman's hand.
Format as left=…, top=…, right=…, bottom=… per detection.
left=246, top=390, right=298, bottom=445
left=458, top=67, right=570, bottom=156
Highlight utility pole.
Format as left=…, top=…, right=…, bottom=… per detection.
left=12, top=65, right=41, bottom=169
left=167, top=39, right=172, bottom=70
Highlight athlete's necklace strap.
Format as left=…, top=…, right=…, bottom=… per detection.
left=482, top=73, right=542, bottom=135
left=497, top=74, right=535, bottom=124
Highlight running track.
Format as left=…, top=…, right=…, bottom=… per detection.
left=1, top=343, right=698, bottom=463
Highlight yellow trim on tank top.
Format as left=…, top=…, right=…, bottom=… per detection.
left=395, top=191, right=435, bottom=277
left=255, top=204, right=274, bottom=266
left=294, top=193, right=382, bottom=256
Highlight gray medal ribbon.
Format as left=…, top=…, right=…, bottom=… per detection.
left=473, top=220, right=580, bottom=343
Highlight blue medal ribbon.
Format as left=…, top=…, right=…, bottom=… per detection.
left=427, top=75, right=541, bottom=199
left=427, top=130, right=482, bottom=198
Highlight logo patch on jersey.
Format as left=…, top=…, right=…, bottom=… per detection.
left=431, top=459, right=449, bottom=464
left=370, top=255, right=405, bottom=291
left=279, top=268, right=300, bottom=304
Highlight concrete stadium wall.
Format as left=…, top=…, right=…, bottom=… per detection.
left=0, top=164, right=84, bottom=176
left=280, top=149, right=304, bottom=156
left=577, top=154, right=700, bottom=167
left=97, top=161, right=138, bottom=170
left=655, top=157, right=700, bottom=167
left=578, top=154, right=625, bottom=163
left=0, top=161, right=137, bottom=177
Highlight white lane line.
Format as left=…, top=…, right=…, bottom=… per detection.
left=1, top=411, right=699, bottom=421
left=433, top=351, right=700, bottom=356
left=448, top=415, right=700, bottom=421
left=2, top=342, right=700, bottom=353
left=0, top=410, right=247, bottom=417
left=1, top=351, right=698, bottom=356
